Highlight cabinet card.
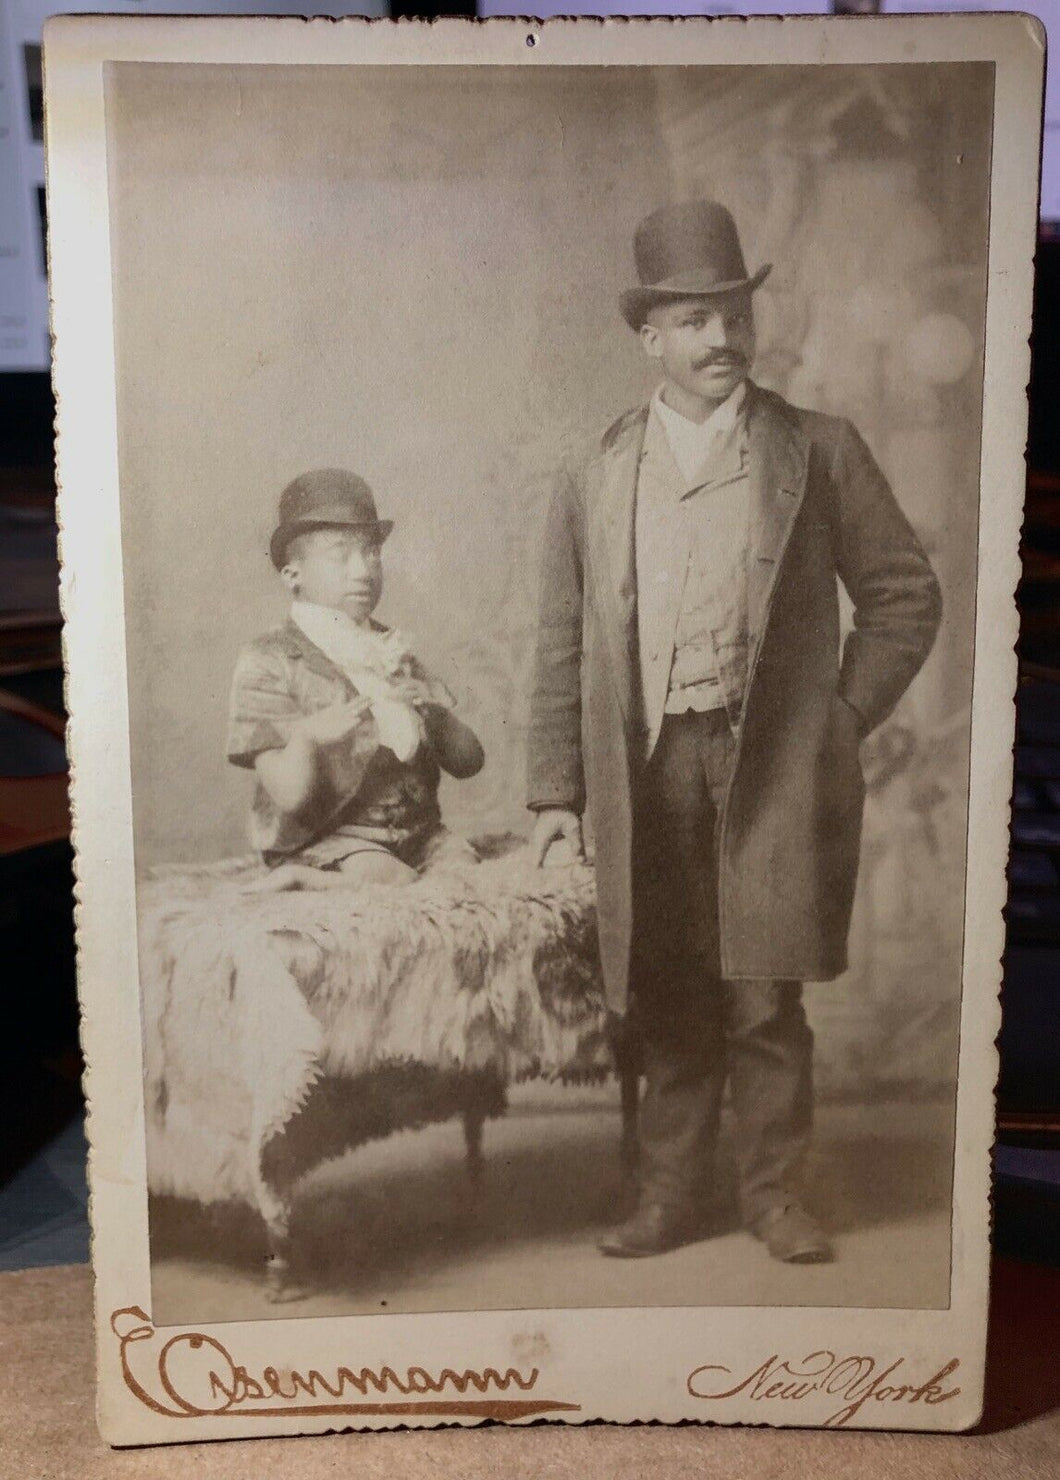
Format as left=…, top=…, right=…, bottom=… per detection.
left=44, top=12, right=1042, bottom=1445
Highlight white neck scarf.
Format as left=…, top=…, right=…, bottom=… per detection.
left=291, top=601, right=407, bottom=700
left=291, top=601, right=421, bottom=760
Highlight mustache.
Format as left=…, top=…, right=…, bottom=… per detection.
left=692, top=353, right=747, bottom=373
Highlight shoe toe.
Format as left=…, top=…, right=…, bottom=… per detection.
left=753, top=1204, right=833, bottom=1264
left=597, top=1205, right=695, bottom=1258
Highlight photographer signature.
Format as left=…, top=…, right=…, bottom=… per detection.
left=110, top=1307, right=578, bottom=1423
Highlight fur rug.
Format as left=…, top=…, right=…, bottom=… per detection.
left=139, top=845, right=609, bottom=1217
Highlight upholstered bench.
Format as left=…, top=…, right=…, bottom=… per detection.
left=139, top=840, right=622, bottom=1298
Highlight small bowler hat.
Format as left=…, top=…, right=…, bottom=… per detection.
left=620, top=200, right=771, bottom=331
left=270, top=468, right=393, bottom=571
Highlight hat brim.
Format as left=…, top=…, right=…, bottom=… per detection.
left=620, top=263, right=772, bottom=330
left=270, top=516, right=394, bottom=571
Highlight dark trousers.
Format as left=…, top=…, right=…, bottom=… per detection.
left=631, top=709, right=814, bottom=1225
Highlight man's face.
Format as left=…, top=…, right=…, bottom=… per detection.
left=639, top=293, right=755, bottom=412
left=282, top=526, right=384, bottom=622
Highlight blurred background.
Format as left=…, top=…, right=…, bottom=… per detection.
left=1, top=0, right=1057, bottom=1280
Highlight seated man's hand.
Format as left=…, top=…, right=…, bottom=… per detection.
left=531, top=808, right=585, bottom=868
left=387, top=676, right=443, bottom=713
left=298, top=698, right=372, bottom=749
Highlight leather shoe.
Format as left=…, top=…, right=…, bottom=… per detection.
left=598, top=1201, right=698, bottom=1258
left=750, top=1202, right=833, bottom=1264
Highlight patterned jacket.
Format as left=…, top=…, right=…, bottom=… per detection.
left=227, top=619, right=444, bottom=861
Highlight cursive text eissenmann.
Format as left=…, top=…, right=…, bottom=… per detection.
left=687, top=1350, right=961, bottom=1427
left=111, top=1307, right=579, bottom=1422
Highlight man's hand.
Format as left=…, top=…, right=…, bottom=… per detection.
left=387, top=677, right=442, bottom=713
left=297, top=699, right=372, bottom=749
left=531, top=808, right=585, bottom=868
left=255, top=701, right=370, bottom=816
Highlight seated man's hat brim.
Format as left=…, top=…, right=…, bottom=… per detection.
left=620, top=262, right=771, bottom=331
left=270, top=512, right=394, bottom=572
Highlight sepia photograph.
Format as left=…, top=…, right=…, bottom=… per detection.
left=44, top=13, right=1042, bottom=1442
left=110, top=51, right=985, bottom=1323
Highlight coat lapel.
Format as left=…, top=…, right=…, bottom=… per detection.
left=584, top=410, right=647, bottom=729
left=745, top=386, right=810, bottom=665
left=683, top=414, right=747, bottom=499
left=280, top=619, right=355, bottom=690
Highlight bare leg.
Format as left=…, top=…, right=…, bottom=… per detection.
left=417, top=829, right=481, bottom=878
left=242, top=863, right=330, bottom=894
left=242, top=853, right=418, bottom=894
left=337, top=852, right=418, bottom=887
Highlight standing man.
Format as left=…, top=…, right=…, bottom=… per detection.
left=527, top=201, right=941, bottom=1263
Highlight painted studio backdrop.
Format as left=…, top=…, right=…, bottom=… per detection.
left=108, top=63, right=988, bottom=1165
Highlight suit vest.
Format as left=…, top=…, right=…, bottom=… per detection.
left=635, top=405, right=752, bottom=751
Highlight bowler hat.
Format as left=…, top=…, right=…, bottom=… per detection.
left=620, top=200, right=771, bottom=331
left=270, top=468, right=394, bottom=571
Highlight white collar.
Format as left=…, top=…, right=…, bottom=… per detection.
left=651, top=380, right=747, bottom=484
left=652, top=378, right=747, bottom=436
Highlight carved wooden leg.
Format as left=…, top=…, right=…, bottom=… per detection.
left=255, top=1172, right=309, bottom=1303
left=607, top=1008, right=643, bottom=1186
left=619, top=1063, right=641, bottom=1184
left=462, top=1104, right=486, bottom=1197
left=262, top=1208, right=306, bottom=1303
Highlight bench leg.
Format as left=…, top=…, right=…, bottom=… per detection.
left=607, top=1009, right=642, bottom=1187
left=462, top=1105, right=486, bottom=1196
left=619, top=1064, right=641, bottom=1183
left=256, top=1181, right=309, bottom=1303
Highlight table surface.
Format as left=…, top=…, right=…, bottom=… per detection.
left=2, top=1257, right=1058, bottom=1478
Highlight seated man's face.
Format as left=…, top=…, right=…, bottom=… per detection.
left=283, top=526, right=384, bottom=622
left=640, top=292, right=755, bottom=411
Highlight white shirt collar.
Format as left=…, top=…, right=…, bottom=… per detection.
left=651, top=379, right=747, bottom=485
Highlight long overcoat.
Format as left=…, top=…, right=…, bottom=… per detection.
left=526, top=383, right=942, bottom=1012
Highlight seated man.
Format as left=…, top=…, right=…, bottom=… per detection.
left=227, top=467, right=484, bottom=891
